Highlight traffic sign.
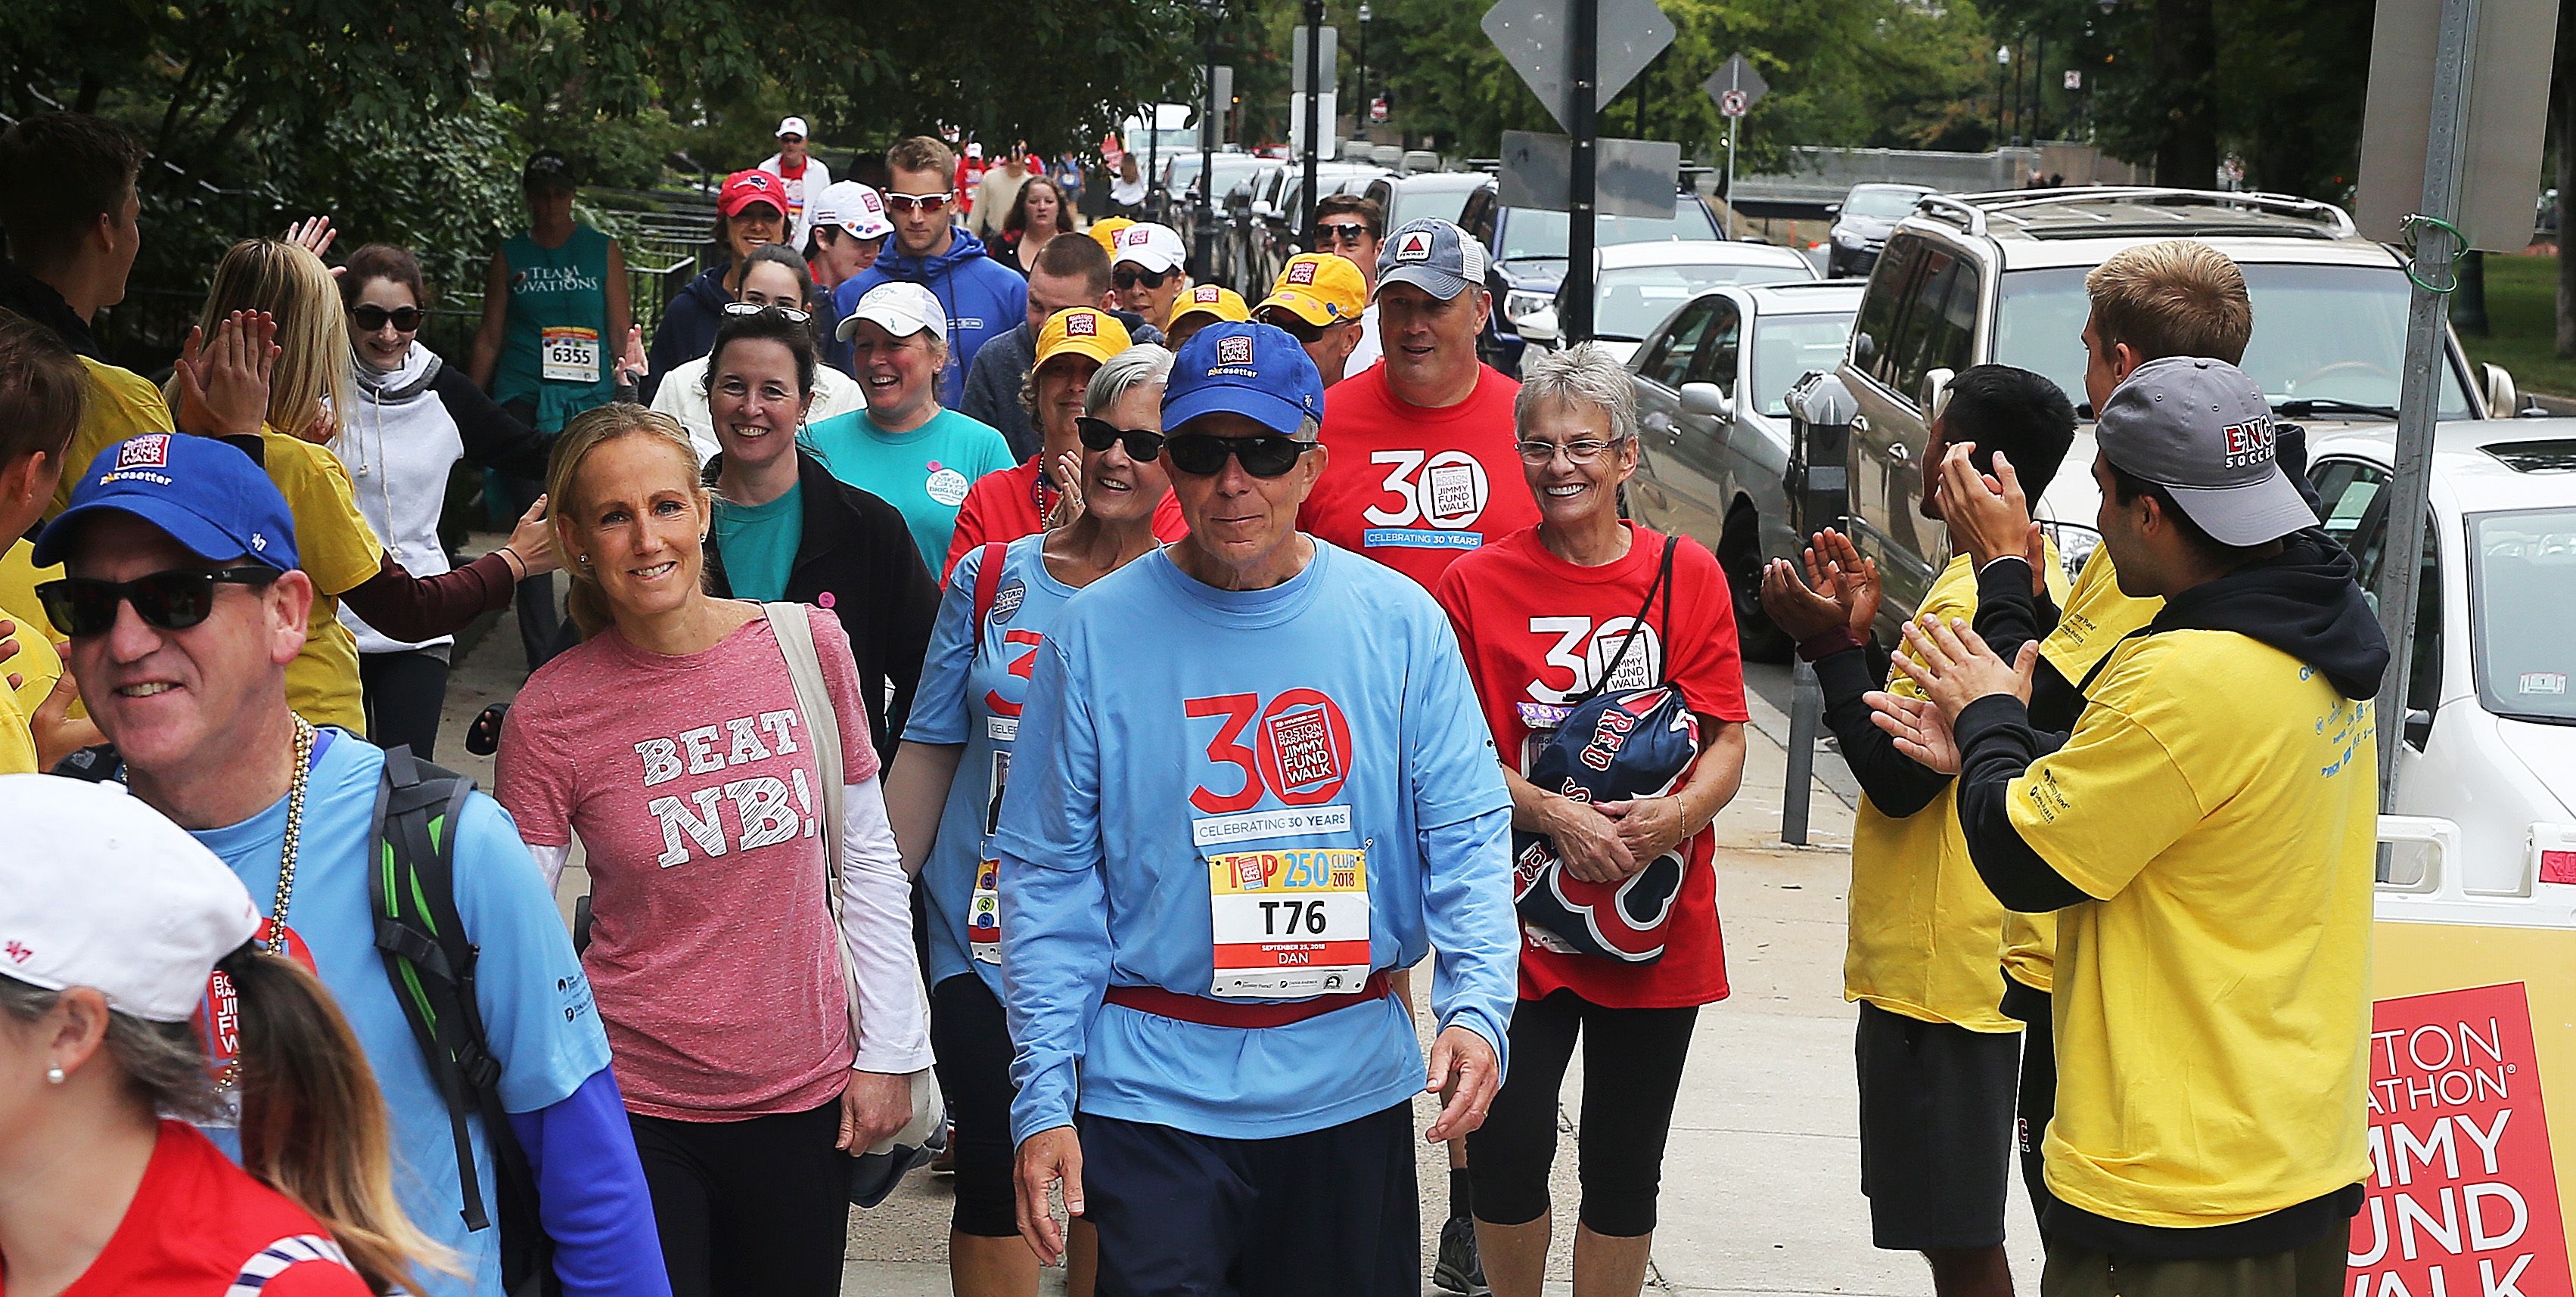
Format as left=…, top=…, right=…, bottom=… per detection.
left=1497, top=130, right=1681, bottom=219
left=1481, top=0, right=1676, bottom=134
left=1699, top=51, right=1768, bottom=116
left=2063, top=69, right=2083, bottom=90
left=1370, top=96, right=1390, bottom=123
left=1291, top=26, right=1339, bottom=89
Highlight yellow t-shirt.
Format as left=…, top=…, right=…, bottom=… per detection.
left=0, top=687, right=34, bottom=774
left=2013, top=629, right=2376, bottom=1228
left=254, top=432, right=384, bottom=734
left=48, top=358, right=177, bottom=519
left=2000, top=545, right=2165, bottom=994
left=1845, top=548, right=2066, bottom=1032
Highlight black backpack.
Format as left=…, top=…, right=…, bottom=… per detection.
left=57, top=742, right=558, bottom=1296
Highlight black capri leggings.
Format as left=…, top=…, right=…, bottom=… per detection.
left=359, top=649, right=449, bottom=760
left=930, top=973, right=1021, bottom=1237
left=629, top=1100, right=850, bottom=1297
left=1465, top=989, right=1700, bottom=1238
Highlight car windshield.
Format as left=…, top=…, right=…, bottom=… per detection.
left=1164, top=155, right=1266, bottom=195
left=2470, top=507, right=2576, bottom=723
left=1992, top=262, right=2475, bottom=417
left=1594, top=265, right=1816, bottom=340
left=1497, top=197, right=1721, bottom=262
left=1751, top=312, right=1859, bottom=417
left=1844, top=188, right=1924, bottom=219
left=1390, top=183, right=1475, bottom=230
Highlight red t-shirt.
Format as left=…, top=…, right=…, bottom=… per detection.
left=1300, top=364, right=1540, bottom=590
left=941, top=457, right=1189, bottom=582
left=26, top=1121, right=372, bottom=1296
left=1433, top=524, right=1751, bottom=1008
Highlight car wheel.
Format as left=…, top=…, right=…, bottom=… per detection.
left=1720, top=507, right=1794, bottom=663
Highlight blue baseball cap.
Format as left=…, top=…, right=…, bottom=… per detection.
left=1376, top=218, right=1491, bottom=301
left=1163, top=321, right=1328, bottom=440
left=36, top=434, right=301, bottom=572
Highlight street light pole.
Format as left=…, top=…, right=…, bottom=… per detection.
left=1197, top=0, right=1220, bottom=279
left=1302, top=0, right=1322, bottom=234
left=1357, top=4, right=1371, bottom=136
left=1565, top=0, right=1597, bottom=343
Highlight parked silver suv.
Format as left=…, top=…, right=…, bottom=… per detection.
left=1834, top=187, right=2520, bottom=644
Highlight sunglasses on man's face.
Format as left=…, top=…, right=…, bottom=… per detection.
left=38, top=567, right=279, bottom=637
left=351, top=305, right=423, bottom=333
left=1114, top=265, right=1174, bottom=291
left=1163, top=431, right=1316, bottom=479
left=1316, top=222, right=1372, bottom=246
left=1075, top=417, right=1165, bottom=461
left=886, top=191, right=952, bottom=214
left=1252, top=308, right=1328, bottom=345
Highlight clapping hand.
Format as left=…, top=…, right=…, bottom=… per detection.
left=1937, top=443, right=2049, bottom=596
left=1866, top=690, right=1962, bottom=774
left=1889, top=614, right=2039, bottom=723
left=1045, top=448, right=1085, bottom=529
left=173, top=310, right=278, bottom=439
left=1758, top=528, right=1879, bottom=644
left=282, top=216, right=343, bottom=273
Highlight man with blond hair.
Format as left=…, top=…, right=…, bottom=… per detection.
left=833, top=135, right=1027, bottom=406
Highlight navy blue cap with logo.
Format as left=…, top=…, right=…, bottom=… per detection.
left=1163, top=321, right=1328, bottom=440
left=35, top=434, right=302, bottom=572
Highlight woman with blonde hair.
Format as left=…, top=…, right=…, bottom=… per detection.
left=51, top=237, right=561, bottom=738
left=0, top=774, right=447, bottom=1295
left=495, top=405, right=931, bottom=1297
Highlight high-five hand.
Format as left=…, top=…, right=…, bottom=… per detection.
left=1890, top=615, right=2039, bottom=722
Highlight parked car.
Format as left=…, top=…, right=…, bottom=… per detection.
left=1622, top=281, right=1864, bottom=659
left=1824, top=183, right=1933, bottom=279
left=1455, top=178, right=1727, bottom=374
left=1359, top=171, right=1490, bottom=234
left=1244, top=161, right=1394, bottom=296
left=1831, top=186, right=2520, bottom=646
left=1515, top=239, right=1820, bottom=374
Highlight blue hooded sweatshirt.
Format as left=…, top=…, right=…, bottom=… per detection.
left=832, top=228, right=1028, bottom=408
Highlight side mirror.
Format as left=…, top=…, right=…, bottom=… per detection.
left=2483, top=362, right=2520, bottom=419
left=1252, top=200, right=1276, bottom=219
left=1680, top=381, right=1732, bottom=420
left=1923, top=366, right=1956, bottom=419
left=2405, top=707, right=2435, bottom=749
left=1518, top=307, right=1560, bottom=345
left=1824, top=202, right=1843, bottom=216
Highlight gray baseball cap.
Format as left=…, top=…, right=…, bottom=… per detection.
left=2095, top=355, right=2313, bottom=547
left=1375, top=218, right=1490, bottom=301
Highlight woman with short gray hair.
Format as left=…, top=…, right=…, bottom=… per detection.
left=1431, top=340, right=1752, bottom=1297
left=878, top=341, right=1185, bottom=1296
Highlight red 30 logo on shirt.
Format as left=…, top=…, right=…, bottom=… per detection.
left=1524, top=616, right=1664, bottom=706
left=1363, top=450, right=1490, bottom=529
left=1186, top=689, right=1353, bottom=812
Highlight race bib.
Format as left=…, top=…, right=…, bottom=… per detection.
left=1206, top=846, right=1372, bottom=998
left=969, top=859, right=1002, bottom=964
left=540, top=325, right=601, bottom=383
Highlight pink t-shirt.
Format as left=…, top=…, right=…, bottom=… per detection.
left=496, top=605, right=881, bottom=1120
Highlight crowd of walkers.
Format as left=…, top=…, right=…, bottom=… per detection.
left=0, top=104, right=2385, bottom=1297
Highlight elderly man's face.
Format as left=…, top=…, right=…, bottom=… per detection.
left=62, top=512, right=309, bottom=783
left=1166, top=411, right=1328, bottom=581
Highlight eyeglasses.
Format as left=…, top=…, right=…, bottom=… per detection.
left=722, top=301, right=813, bottom=324
left=885, top=191, right=952, bottom=214
left=1515, top=438, right=1623, bottom=465
left=1075, top=417, right=1165, bottom=461
left=1316, top=222, right=1372, bottom=246
left=38, top=567, right=280, bottom=637
left=1114, top=265, right=1175, bottom=291
left=1164, top=431, right=1318, bottom=478
left=1251, top=308, right=1328, bottom=344
left=350, top=305, right=423, bottom=333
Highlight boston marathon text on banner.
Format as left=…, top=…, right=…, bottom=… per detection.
left=2349, top=982, right=2571, bottom=1297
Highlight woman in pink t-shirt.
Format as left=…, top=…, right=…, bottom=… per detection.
left=493, top=405, right=931, bottom=1297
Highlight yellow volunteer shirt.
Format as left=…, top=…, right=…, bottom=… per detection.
left=2000, top=545, right=2164, bottom=994
left=0, top=687, right=34, bottom=774
left=2013, top=629, right=2376, bottom=1228
left=1846, top=547, right=2065, bottom=1032
left=256, top=432, right=383, bottom=734
left=48, top=358, right=177, bottom=519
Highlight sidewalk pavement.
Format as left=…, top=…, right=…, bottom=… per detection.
left=443, top=583, right=2044, bottom=1295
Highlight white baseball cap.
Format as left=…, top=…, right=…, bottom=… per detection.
left=966, top=142, right=985, bottom=160
left=0, top=776, right=260, bottom=1022
left=838, top=281, right=949, bottom=343
left=810, top=182, right=893, bottom=242
left=1114, top=222, right=1188, bottom=275
left=777, top=116, right=809, bottom=139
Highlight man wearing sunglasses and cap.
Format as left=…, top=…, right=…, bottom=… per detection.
left=1255, top=252, right=1369, bottom=387
left=832, top=135, right=1029, bottom=410
left=1871, top=356, right=2387, bottom=1296
left=1000, top=321, right=1518, bottom=1296
left=33, top=433, right=670, bottom=1297
left=757, top=115, right=834, bottom=250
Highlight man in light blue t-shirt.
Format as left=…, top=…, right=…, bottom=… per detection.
left=997, top=322, right=1520, bottom=1295
left=809, top=279, right=1018, bottom=570
left=39, top=433, right=668, bottom=1297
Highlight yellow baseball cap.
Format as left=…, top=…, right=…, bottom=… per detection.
left=1088, top=216, right=1136, bottom=253
left=1170, top=283, right=1251, bottom=330
left=1035, top=307, right=1135, bottom=369
left=1257, top=253, right=1368, bottom=327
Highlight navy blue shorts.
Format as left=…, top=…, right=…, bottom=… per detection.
left=1080, top=1101, right=1419, bottom=1297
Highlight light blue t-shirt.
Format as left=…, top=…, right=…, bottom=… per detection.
left=193, top=731, right=611, bottom=1297
left=994, top=541, right=1519, bottom=1143
left=905, top=534, right=1078, bottom=993
left=800, top=406, right=1015, bottom=572
left=712, top=481, right=804, bottom=603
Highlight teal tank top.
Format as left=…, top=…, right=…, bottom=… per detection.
left=492, top=225, right=614, bottom=432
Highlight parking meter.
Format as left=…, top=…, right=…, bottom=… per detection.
left=1784, top=370, right=1858, bottom=538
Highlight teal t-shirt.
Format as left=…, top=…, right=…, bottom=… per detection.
left=713, top=482, right=804, bottom=603
left=800, top=406, right=1016, bottom=572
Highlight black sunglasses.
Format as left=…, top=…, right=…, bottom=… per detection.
left=1075, top=417, right=1165, bottom=461
left=1252, top=308, right=1328, bottom=344
left=351, top=305, right=423, bottom=333
left=1164, top=431, right=1317, bottom=478
left=1114, top=265, right=1174, bottom=290
left=722, top=300, right=814, bottom=324
left=1316, top=222, right=1372, bottom=246
left=38, top=567, right=279, bottom=637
